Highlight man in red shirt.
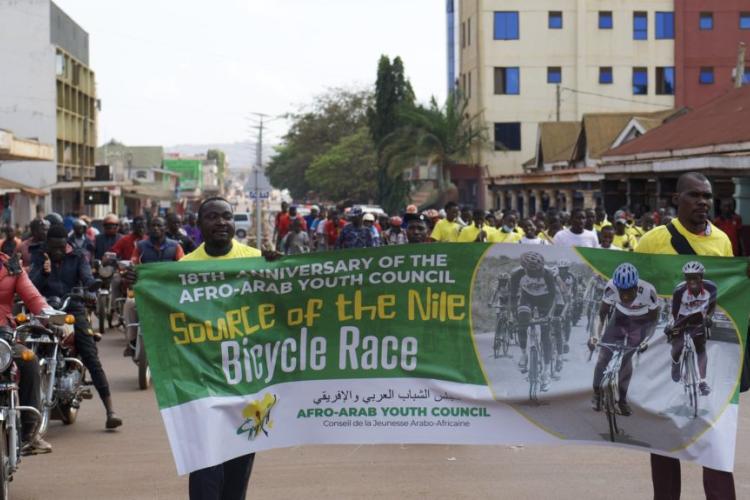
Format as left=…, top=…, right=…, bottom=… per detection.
left=714, top=199, right=743, bottom=256
left=110, top=216, right=146, bottom=260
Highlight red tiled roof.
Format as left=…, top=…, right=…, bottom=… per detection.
left=604, top=85, right=750, bottom=158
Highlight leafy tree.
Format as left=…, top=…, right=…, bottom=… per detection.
left=368, top=56, right=415, bottom=213
left=266, top=88, right=372, bottom=200
left=381, top=91, right=487, bottom=195
left=305, top=127, right=377, bottom=202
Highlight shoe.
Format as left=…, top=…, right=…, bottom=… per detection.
left=21, top=435, right=52, bottom=455
left=591, top=393, right=601, bottom=412
left=123, top=343, right=135, bottom=357
left=671, top=361, right=681, bottom=382
left=540, top=371, right=550, bottom=392
left=563, top=342, right=570, bottom=354
left=699, top=382, right=711, bottom=396
left=518, top=352, right=528, bottom=373
left=92, top=331, right=102, bottom=342
left=617, top=401, right=632, bottom=417
left=555, top=358, right=564, bottom=373
left=106, top=412, right=123, bottom=429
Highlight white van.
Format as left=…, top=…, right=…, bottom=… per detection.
left=233, top=212, right=251, bottom=239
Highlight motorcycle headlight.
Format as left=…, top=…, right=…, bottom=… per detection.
left=0, top=340, right=13, bottom=372
left=99, top=266, right=114, bottom=279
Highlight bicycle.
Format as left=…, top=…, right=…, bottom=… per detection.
left=525, top=313, right=550, bottom=402
left=669, top=315, right=706, bottom=419
left=596, top=340, right=641, bottom=442
left=493, top=305, right=512, bottom=359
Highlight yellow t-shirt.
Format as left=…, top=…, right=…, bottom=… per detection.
left=457, top=225, right=484, bottom=242
left=627, top=225, right=645, bottom=239
left=594, top=221, right=612, bottom=232
left=635, top=219, right=732, bottom=257
left=488, top=230, right=522, bottom=244
left=612, top=233, right=638, bottom=251
left=430, top=219, right=460, bottom=242
left=180, top=241, right=262, bottom=261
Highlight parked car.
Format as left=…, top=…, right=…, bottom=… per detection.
left=233, top=212, right=251, bottom=239
left=353, top=204, right=386, bottom=217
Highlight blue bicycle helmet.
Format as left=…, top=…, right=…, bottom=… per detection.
left=612, top=263, right=639, bottom=290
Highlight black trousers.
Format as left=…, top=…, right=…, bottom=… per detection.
left=16, top=345, right=41, bottom=437
left=189, top=453, right=255, bottom=500
left=74, top=314, right=110, bottom=400
left=650, top=454, right=735, bottom=500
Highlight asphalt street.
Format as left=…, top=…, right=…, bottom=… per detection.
left=10, top=325, right=750, bottom=500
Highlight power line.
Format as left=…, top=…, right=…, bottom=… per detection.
left=560, top=87, right=672, bottom=108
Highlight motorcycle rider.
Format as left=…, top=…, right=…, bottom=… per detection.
left=0, top=250, right=55, bottom=454
left=19, top=218, right=49, bottom=268
left=110, top=216, right=147, bottom=261
left=166, top=213, right=196, bottom=254
left=68, top=219, right=95, bottom=262
left=29, top=224, right=122, bottom=430
left=94, top=214, right=122, bottom=260
left=122, top=217, right=184, bottom=356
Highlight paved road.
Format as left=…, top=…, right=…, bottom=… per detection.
left=10, top=326, right=750, bottom=499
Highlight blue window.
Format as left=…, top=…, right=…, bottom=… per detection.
left=549, top=11, right=562, bottom=29
left=656, top=67, right=675, bottom=95
left=699, top=67, right=714, bottom=84
left=495, top=123, right=521, bottom=151
left=599, top=11, right=613, bottom=29
left=633, top=67, right=648, bottom=95
left=494, top=67, right=519, bottom=94
left=741, top=12, right=750, bottom=29
left=655, top=12, right=675, bottom=39
left=494, top=11, right=519, bottom=40
left=699, top=12, right=713, bottom=30
left=633, top=12, right=648, bottom=39
left=547, top=67, right=561, bottom=84
left=599, top=67, right=613, bottom=84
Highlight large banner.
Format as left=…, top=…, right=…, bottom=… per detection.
left=135, top=244, right=749, bottom=475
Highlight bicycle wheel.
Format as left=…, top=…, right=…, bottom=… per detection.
left=528, top=346, right=539, bottom=401
left=685, top=349, right=699, bottom=418
left=602, top=378, right=618, bottom=442
left=493, top=332, right=501, bottom=359
left=501, top=331, right=510, bottom=356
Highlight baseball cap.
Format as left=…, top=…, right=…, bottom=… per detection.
left=363, top=213, right=375, bottom=222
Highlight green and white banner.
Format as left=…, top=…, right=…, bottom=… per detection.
left=135, top=244, right=749, bottom=475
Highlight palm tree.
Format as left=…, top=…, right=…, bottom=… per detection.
left=380, top=91, right=487, bottom=201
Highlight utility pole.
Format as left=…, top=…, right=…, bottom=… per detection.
left=556, top=84, right=561, bottom=122
left=251, top=113, right=269, bottom=250
left=735, top=42, right=746, bottom=88
left=79, top=119, right=88, bottom=214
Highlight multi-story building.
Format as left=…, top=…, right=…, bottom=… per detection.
left=0, top=0, right=101, bottom=222
left=457, top=0, right=676, bottom=211
left=675, top=1, right=750, bottom=109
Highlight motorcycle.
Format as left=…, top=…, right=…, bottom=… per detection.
left=91, top=253, right=118, bottom=333
left=0, top=325, right=42, bottom=499
left=119, top=262, right=150, bottom=390
left=17, top=288, right=95, bottom=436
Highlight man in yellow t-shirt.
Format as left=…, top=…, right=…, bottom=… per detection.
left=429, top=202, right=460, bottom=242
left=636, top=172, right=737, bottom=499
left=593, top=206, right=612, bottom=233
left=612, top=217, right=638, bottom=251
left=458, top=209, right=489, bottom=242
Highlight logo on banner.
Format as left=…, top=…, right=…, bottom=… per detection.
left=237, top=393, right=278, bottom=440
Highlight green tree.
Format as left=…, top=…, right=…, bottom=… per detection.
left=305, top=127, right=377, bottom=202
left=266, top=88, right=372, bottom=200
left=367, top=56, right=415, bottom=213
left=381, top=91, right=487, bottom=196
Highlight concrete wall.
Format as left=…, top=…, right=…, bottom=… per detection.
left=0, top=0, right=57, bottom=193
left=50, top=1, right=89, bottom=65
left=460, top=0, right=675, bottom=182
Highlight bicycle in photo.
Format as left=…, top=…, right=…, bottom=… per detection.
left=525, top=313, right=550, bottom=403
left=596, top=340, right=641, bottom=442
left=674, top=324, right=704, bottom=419
left=493, top=305, right=512, bottom=359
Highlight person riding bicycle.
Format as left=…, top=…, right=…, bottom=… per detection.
left=556, top=260, right=577, bottom=353
left=489, top=272, right=511, bottom=309
left=509, top=251, right=558, bottom=390
left=589, top=263, right=659, bottom=416
left=665, top=260, right=717, bottom=396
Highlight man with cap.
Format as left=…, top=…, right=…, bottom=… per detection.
left=383, top=216, right=407, bottom=245
left=94, top=214, right=122, bottom=260
left=68, top=218, right=95, bottom=262
left=335, top=207, right=375, bottom=249
left=362, top=213, right=381, bottom=246
left=612, top=213, right=637, bottom=251
left=404, top=213, right=428, bottom=244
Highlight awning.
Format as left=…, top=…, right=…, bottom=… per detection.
left=123, top=184, right=177, bottom=202
left=0, top=177, right=49, bottom=197
left=0, top=130, right=54, bottom=161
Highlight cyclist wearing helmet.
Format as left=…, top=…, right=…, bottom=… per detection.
left=489, top=272, right=512, bottom=309
left=383, top=216, right=407, bottom=245
left=665, top=261, right=717, bottom=395
left=509, top=251, right=559, bottom=389
left=556, top=260, right=578, bottom=350
left=589, top=262, right=659, bottom=416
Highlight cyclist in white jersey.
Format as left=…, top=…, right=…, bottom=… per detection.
left=665, top=261, right=717, bottom=395
left=589, top=263, right=659, bottom=416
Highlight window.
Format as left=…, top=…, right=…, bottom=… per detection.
left=494, top=11, right=519, bottom=40
left=494, top=67, right=519, bottom=95
left=467, top=17, right=471, bottom=46
left=55, top=53, right=65, bottom=76
left=461, top=22, right=465, bottom=48
left=633, top=12, right=648, bottom=39
left=599, top=67, right=613, bottom=84
left=699, top=12, right=713, bottom=30
left=495, top=123, right=521, bottom=151
left=741, top=12, right=750, bottom=29
left=699, top=67, right=714, bottom=84
left=549, top=11, right=562, bottom=29
left=655, top=12, right=675, bottom=39
left=467, top=71, right=472, bottom=98
left=633, top=67, right=648, bottom=95
left=599, top=11, right=613, bottom=29
left=547, top=67, right=561, bottom=84
left=656, top=67, right=675, bottom=95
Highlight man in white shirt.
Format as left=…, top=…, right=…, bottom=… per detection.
left=552, top=208, right=600, bottom=248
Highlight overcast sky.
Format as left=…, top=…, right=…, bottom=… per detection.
left=54, top=0, right=448, bottom=147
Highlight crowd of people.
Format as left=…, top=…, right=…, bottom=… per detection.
left=269, top=196, right=744, bottom=256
